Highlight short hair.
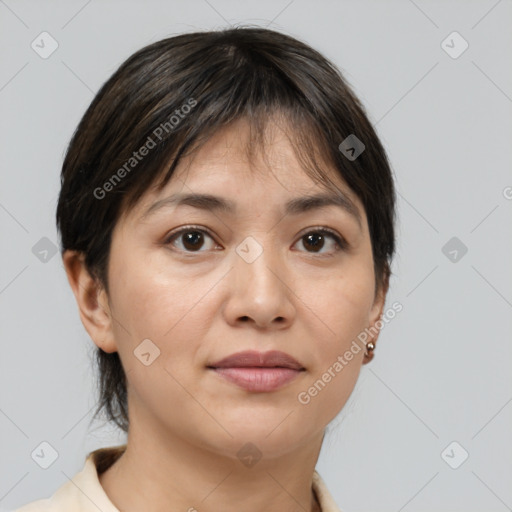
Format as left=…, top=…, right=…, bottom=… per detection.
left=56, top=26, right=397, bottom=433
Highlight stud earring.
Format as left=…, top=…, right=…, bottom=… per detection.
left=364, top=341, right=375, bottom=362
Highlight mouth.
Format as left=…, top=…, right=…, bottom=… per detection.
left=207, top=350, right=306, bottom=392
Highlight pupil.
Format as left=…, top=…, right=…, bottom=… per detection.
left=305, top=233, right=323, bottom=252
left=183, top=231, right=203, bottom=250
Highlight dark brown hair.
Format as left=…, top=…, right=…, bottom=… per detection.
left=56, top=26, right=396, bottom=433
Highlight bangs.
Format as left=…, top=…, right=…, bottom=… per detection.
left=121, top=109, right=345, bottom=216
left=115, top=40, right=353, bottom=216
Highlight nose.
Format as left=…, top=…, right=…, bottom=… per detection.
left=222, top=239, right=296, bottom=330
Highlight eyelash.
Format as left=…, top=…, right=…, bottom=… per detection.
left=163, top=225, right=348, bottom=257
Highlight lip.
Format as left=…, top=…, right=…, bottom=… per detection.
left=207, top=350, right=305, bottom=392
left=209, top=350, right=304, bottom=370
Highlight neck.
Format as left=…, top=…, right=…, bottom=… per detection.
left=99, top=415, right=325, bottom=512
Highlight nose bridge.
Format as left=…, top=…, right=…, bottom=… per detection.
left=235, top=233, right=283, bottom=294
left=227, top=232, right=294, bottom=327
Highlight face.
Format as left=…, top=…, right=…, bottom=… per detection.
left=76, top=117, right=386, bottom=460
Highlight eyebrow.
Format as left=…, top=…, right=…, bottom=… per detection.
left=141, top=191, right=362, bottom=227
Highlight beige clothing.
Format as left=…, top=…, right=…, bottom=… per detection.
left=15, top=445, right=342, bottom=512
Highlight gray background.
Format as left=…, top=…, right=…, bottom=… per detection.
left=1, top=0, right=511, bottom=511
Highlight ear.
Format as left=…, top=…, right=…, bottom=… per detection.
left=62, top=250, right=117, bottom=354
left=362, top=273, right=390, bottom=365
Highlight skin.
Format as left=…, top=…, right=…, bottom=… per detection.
left=63, top=117, right=388, bottom=512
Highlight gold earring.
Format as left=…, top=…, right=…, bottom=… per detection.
left=364, top=341, right=375, bottom=362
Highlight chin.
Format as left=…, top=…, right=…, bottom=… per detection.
left=203, top=410, right=322, bottom=459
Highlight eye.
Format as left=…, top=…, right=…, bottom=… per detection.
left=294, top=228, right=347, bottom=256
left=164, top=226, right=218, bottom=252
left=164, top=226, right=347, bottom=256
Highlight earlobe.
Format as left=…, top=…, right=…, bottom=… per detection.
left=62, top=250, right=117, bottom=354
left=362, top=275, right=390, bottom=365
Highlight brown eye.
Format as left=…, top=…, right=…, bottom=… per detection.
left=181, top=231, right=205, bottom=251
left=302, top=232, right=325, bottom=252
left=165, top=227, right=217, bottom=252
left=295, top=229, right=346, bottom=255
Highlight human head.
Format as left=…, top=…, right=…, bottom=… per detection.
left=57, top=26, right=396, bottom=436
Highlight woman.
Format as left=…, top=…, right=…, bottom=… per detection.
left=17, top=26, right=396, bottom=512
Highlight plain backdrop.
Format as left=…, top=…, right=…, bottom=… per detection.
left=1, top=1, right=511, bottom=511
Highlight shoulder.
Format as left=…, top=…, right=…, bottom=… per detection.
left=12, top=475, right=88, bottom=512
left=13, top=445, right=126, bottom=512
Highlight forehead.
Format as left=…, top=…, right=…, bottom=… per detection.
left=119, top=116, right=366, bottom=231
left=150, top=118, right=359, bottom=205
left=178, top=116, right=330, bottom=182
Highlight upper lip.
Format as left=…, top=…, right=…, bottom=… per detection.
left=208, top=350, right=305, bottom=370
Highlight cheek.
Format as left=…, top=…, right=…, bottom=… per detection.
left=107, top=249, right=224, bottom=381
left=293, top=256, right=374, bottom=416
left=295, top=357, right=362, bottom=428
left=299, top=254, right=376, bottom=346
left=106, top=252, right=220, bottom=424
left=109, top=249, right=210, bottom=337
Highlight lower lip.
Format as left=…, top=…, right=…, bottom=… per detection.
left=211, top=367, right=303, bottom=392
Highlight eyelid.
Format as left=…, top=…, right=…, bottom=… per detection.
left=163, top=225, right=217, bottom=246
